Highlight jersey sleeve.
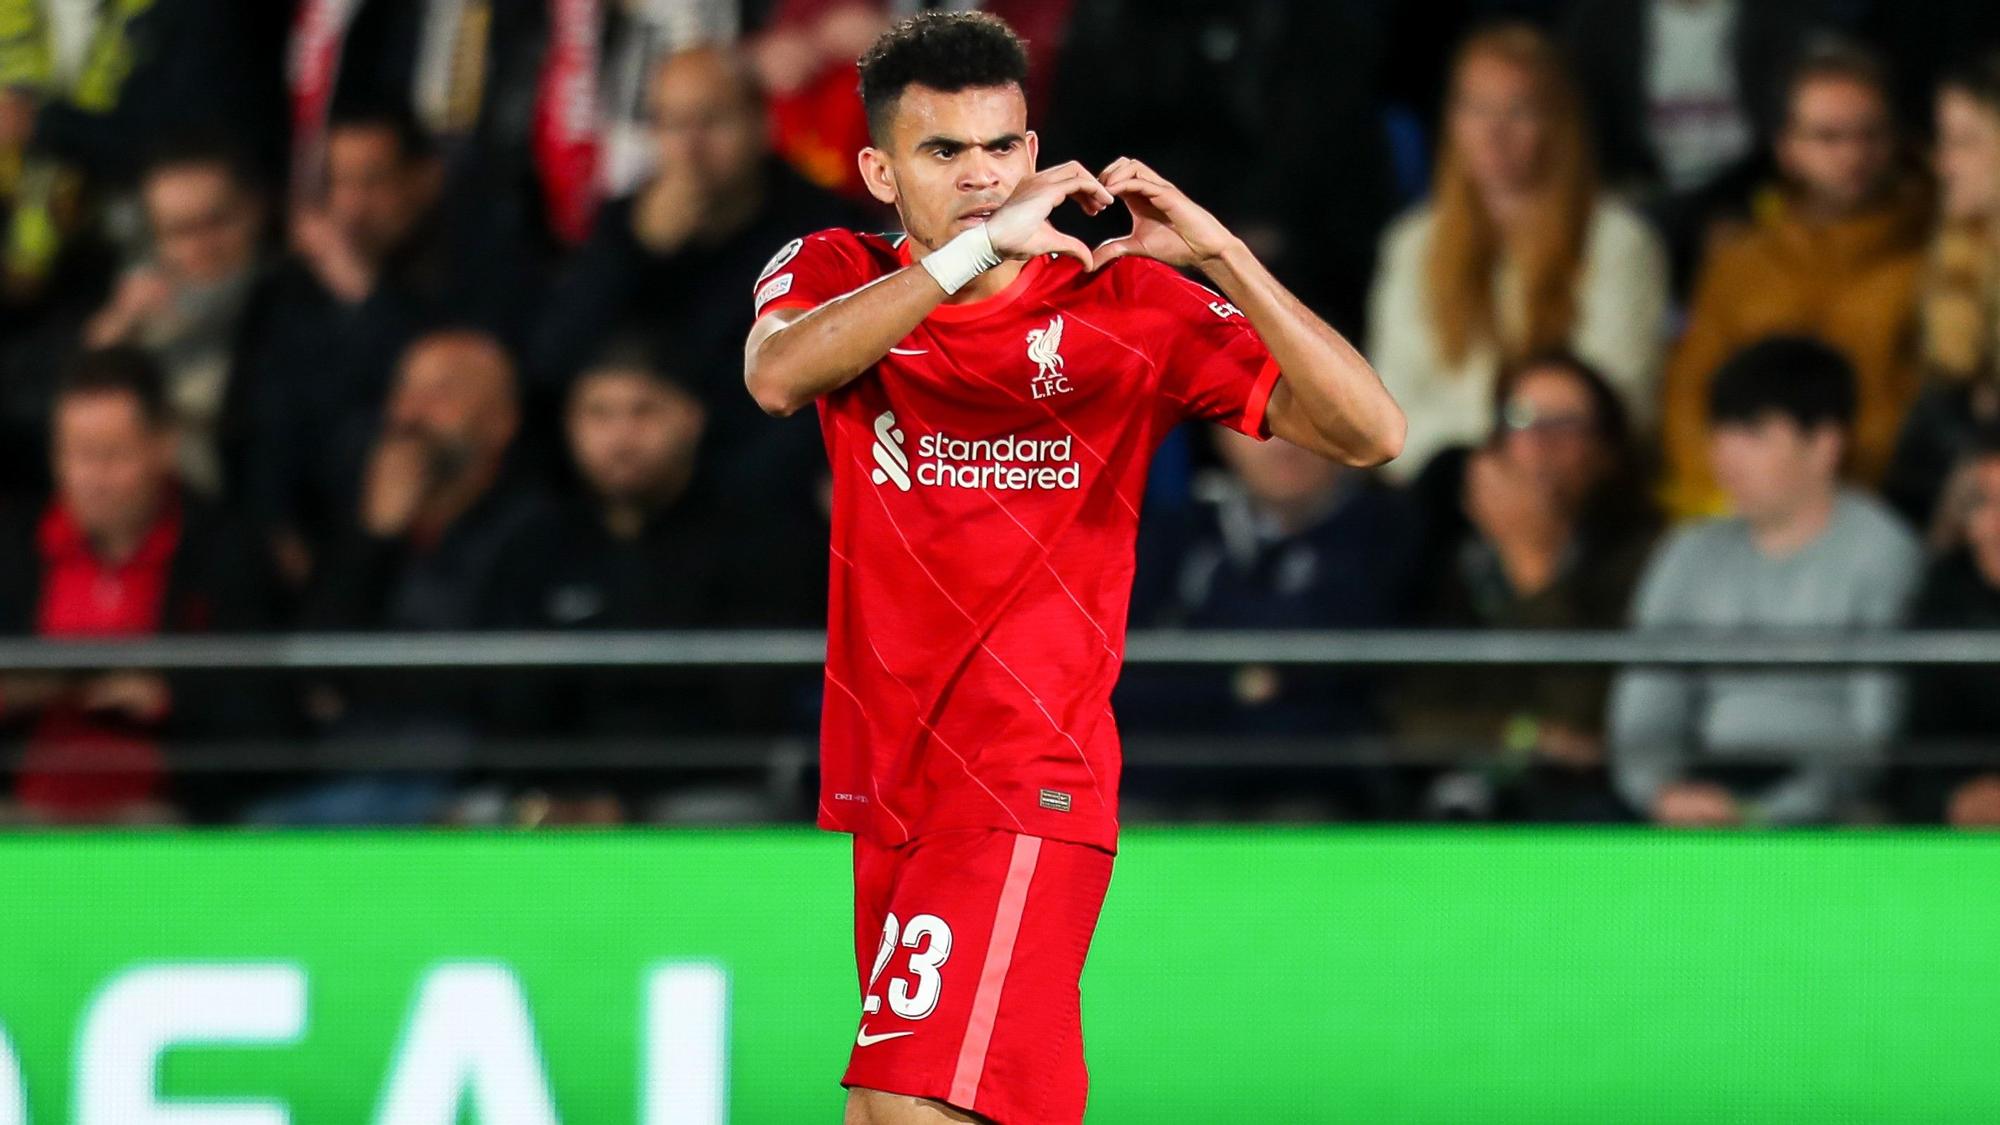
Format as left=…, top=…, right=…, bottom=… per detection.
left=750, top=229, right=871, bottom=319
left=1130, top=261, right=1284, bottom=440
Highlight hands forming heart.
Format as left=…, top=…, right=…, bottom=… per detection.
left=981, top=157, right=1238, bottom=273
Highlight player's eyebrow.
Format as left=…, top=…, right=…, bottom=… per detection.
left=914, top=132, right=1024, bottom=154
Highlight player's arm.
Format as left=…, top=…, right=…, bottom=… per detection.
left=1094, top=158, right=1406, bottom=467
left=744, top=162, right=1113, bottom=417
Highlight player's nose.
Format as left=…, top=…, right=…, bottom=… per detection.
left=957, top=151, right=1004, bottom=193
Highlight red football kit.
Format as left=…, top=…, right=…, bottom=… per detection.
left=754, top=227, right=1281, bottom=1124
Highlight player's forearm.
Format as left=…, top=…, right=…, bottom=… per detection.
left=1198, top=241, right=1406, bottom=466
left=745, top=268, right=948, bottom=417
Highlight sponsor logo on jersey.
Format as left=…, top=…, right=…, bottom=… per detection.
left=1026, top=315, right=1071, bottom=399
left=1209, top=300, right=1243, bottom=319
left=753, top=272, right=794, bottom=312
left=869, top=412, right=913, bottom=490
left=868, top=410, right=1081, bottom=492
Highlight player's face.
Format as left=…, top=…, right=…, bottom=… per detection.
left=567, top=370, right=704, bottom=500
left=860, top=83, right=1036, bottom=253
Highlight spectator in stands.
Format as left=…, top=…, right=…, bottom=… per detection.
left=1117, top=427, right=1417, bottom=819
left=749, top=1, right=886, bottom=199
left=1368, top=23, right=1669, bottom=482
left=507, top=346, right=819, bottom=640
left=0, top=0, right=286, bottom=297
left=245, top=108, right=450, bottom=578
left=249, top=329, right=548, bottom=826
left=1885, top=52, right=2000, bottom=531
left=288, top=0, right=554, bottom=288
left=495, top=347, right=821, bottom=823
left=1561, top=0, right=1840, bottom=292
left=1396, top=353, right=1662, bottom=821
left=0, top=0, right=282, bottom=184
left=752, top=2, right=1073, bottom=201
left=1611, top=338, right=1921, bottom=827
left=1899, top=436, right=2000, bottom=827
left=82, top=137, right=278, bottom=503
left=1660, top=42, right=1931, bottom=517
left=531, top=45, right=848, bottom=543
left=0, top=349, right=282, bottom=825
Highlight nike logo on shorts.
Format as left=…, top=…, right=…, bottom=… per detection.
left=889, top=347, right=929, bottom=356
left=856, top=1024, right=915, bottom=1047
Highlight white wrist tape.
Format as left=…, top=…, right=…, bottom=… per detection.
left=918, top=226, right=1001, bottom=295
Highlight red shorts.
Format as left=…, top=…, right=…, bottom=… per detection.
left=844, top=828, right=1114, bottom=1125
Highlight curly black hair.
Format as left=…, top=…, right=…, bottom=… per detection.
left=857, top=11, right=1029, bottom=144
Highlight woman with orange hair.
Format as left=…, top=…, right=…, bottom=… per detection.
left=1368, top=23, right=1668, bottom=481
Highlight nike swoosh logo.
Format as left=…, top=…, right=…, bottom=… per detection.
left=856, top=1026, right=915, bottom=1047
left=888, top=347, right=929, bottom=356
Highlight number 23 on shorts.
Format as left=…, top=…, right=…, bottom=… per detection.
left=864, top=912, right=954, bottom=1020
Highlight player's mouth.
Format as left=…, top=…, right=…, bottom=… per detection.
left=956, top=205, right=999, bottom=227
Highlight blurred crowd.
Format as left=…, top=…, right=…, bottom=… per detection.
left=4, top=0, right=2000, bottom=831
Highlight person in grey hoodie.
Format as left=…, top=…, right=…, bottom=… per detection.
left=1611, top=337, right=1922, bottom=826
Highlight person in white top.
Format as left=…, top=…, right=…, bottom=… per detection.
left=1368, top=23, right=1669, bottom=481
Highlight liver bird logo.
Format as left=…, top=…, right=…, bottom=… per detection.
left=1026, top=315, right=1065, bottom=380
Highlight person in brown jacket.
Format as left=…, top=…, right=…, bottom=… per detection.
left=1660, top=41, right=1931, bottom=518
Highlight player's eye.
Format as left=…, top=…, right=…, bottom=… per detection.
left=990, top=141, right=1019, bottom=154
left=931, top=146, right=960, bottom=161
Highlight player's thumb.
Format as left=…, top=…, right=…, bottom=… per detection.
left=1045, top=228, right=1095, bottom=272
left=1091, top=236, right=1137, bottom=271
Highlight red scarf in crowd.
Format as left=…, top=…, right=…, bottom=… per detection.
left=290, top=0, right=605, bottom=244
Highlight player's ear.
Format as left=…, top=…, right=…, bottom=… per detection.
left=858, top=147, right=899, bottom=207
left=1026, top=130, right=1040, bottom=169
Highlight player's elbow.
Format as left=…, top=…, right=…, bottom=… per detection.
left=1330, top=403, right=1405, bottom=468
left=745, top=356, right=807, bottom=418
left=1353, top=406, right=1407, bottom=467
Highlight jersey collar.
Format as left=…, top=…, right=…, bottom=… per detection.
left=898, top=235, right=1051, bottom=324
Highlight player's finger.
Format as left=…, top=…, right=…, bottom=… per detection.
left=1041, top=226, right=1095, bottom=271
left=1035, top=166, right=1112, bottom=210
left=1069, top=183, right=1113, bottom=215
left=1066, top=168, right=1115, bottom=209
left=1108, top=177, right=1172, bottom=204
left=1090, top=235, right=1138, bottom=271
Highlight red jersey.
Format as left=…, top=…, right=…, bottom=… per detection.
left=755, top=229, right=1282, bottom=852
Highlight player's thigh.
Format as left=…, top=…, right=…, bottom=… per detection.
left=844, top=1087, right=992, bottom=1125
left=845, top=829, right=1112, bottom=1124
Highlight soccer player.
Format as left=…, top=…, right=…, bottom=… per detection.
left=743, top=13, right=1405, bottom=1125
